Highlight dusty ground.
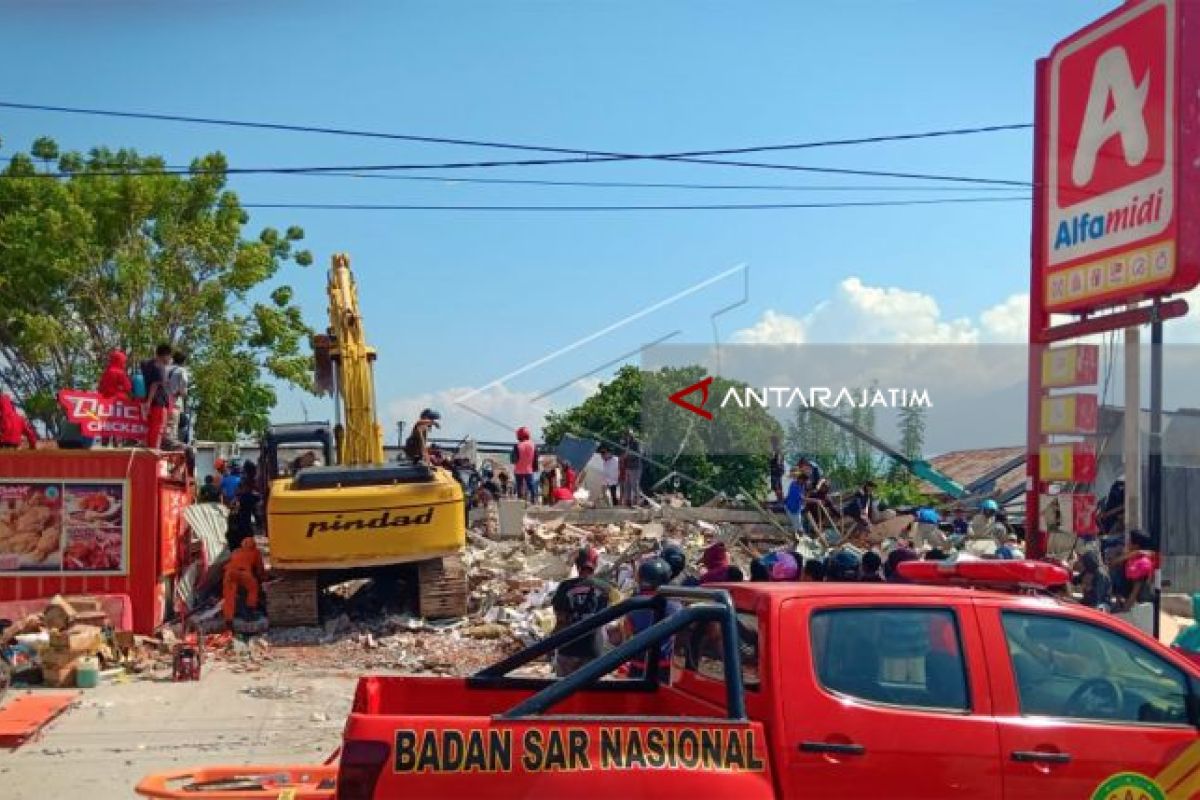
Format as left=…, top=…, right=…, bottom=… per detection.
left=0, top=659, right=357, bottom=800
left=0, top=608, right=1189, bottom=798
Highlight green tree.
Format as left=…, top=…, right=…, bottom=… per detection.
left=0, top=136, right=314, bottom=439
left=542, top=365, right=783, bottom=504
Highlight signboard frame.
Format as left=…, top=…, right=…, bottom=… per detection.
left=0, top=478, right=131, bottom=577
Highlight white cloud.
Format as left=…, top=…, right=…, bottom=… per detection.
left=385, top=384, right=547, bottom=442
left=980, top=293, right=1029, bottom=343
left=834, top=277, right=978, bottom=344
left=572, top=377, right=603, bottom=398
left=731, top=309, right=808, bottom=344
left=732, top=276, right=988, bottom=345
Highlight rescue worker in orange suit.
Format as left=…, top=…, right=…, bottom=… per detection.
left=223, top=537, right=265, bottom=631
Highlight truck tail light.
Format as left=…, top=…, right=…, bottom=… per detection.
left=336, top=739, right=390, bottom=800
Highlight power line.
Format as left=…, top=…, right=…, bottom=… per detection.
left=4, top=156, right=1028, bottom=192
left=296, top=173, right=1031, bottom=191
left=0, top=99, right=1033, bottom=186
left=238, top=196, right=1030, bottom=212
left=1, top=158, right=1032, bottom=186
left=0, top=99, right=1030, bottom=157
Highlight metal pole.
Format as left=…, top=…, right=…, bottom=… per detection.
left=1124, top=314, right=1142, bottom=534
left=1149, top=308, right=1163, bottom=639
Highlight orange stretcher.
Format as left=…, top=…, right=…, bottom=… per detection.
left=134, top=763, right=337, bottom=799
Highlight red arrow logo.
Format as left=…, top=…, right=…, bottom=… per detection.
left=669, top=376, right=714, bottom=420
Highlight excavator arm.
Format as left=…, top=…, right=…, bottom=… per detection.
left=802, top=406, right=968, bottom=499
left=323, top=253, right=385, bottom=466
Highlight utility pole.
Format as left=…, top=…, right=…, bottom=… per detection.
left=1149, top=306, right=1164, bottom=638
left=1123, top=314, right=1142, bottom=535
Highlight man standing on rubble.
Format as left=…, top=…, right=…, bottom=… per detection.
left=768, top=436, right=785, bottom=503
left=598, top=446, right=619, bottom=506
left=551, top=547, right=615, bottom=676
left=620, top=429, right=643, bottom=507
left=513, top=426, right=538, bottom=503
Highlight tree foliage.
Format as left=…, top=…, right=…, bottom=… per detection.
left=542, top=365, right=783, bottom=504
left=0, top=136, right=315, bottom=439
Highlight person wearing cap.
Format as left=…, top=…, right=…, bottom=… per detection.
left=996, top=532, right=1025, bottom=560
left=405, top=409, right=441, bottom=464
left=551, top=547, right=616, bottom=677
left=698, top=541, right=744, bottom=584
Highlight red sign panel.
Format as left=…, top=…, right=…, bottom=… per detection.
left=57, top=390, right=149, bottom=442
left=1041, top=0, right=1196, bottom=312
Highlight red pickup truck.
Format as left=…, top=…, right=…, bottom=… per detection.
left=335, top=561, right=1200, bottom=800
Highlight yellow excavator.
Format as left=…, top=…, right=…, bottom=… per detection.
left=259, top=254, right=467, bottom=625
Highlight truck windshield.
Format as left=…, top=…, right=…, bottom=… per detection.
left=671, top=610, right=760, bottom=690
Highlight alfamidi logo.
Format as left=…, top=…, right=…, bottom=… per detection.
left=669, top=376, right=932, bottom=420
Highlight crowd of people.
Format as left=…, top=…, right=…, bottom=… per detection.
left=546, top=496, right=1161, bottom=677
left=197, top=457, right=266, bottom=632
left=95, top=343, right=192, bottom=450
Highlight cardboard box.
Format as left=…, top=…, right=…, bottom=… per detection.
left=49, top=625, right=102, bottom=653
left=43, top=596, right=78, bottom=631
left=42, top=663, right=79, bottom=688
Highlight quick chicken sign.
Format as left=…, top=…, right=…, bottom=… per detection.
left=1041, top=0, right=1200, bottom=313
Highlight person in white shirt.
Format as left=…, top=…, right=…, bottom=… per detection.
left=599, top=446, right=619, bottom=506
left=164, top=350, right=191, bottom=447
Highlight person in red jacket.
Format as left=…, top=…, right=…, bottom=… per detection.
left=0, top=391, right=37, bottom=449
left=96, top=350, right=132, bottom=399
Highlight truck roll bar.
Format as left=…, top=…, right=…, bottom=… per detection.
left=477, top=587, right=747, bottom=722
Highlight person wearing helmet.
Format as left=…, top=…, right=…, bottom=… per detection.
left=551, top=547, right=615, bottom=676
left=659, top=543, right=688, bottom=586
left=760, top=550, right=800, bottom=581
left=913, top=506, right=948, bottom=552
left=827, top=549, right=861, bottom=582
left=966, top=498, right=1005, bottom=555
left=884, top=546, right=919, bottom=582
left=611, top=558, right=682, bottom=678
left=512, top=426, right=538, bottom=503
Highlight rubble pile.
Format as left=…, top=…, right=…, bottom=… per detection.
left=0, top=595, right=164, bottom=688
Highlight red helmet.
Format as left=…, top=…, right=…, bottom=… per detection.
left=516, top=426, right=531, bottom=441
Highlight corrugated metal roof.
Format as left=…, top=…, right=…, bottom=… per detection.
left=921, top=446, right=1026, bottom=501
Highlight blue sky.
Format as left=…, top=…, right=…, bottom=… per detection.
left=0, top=0, right=1129, bottom=441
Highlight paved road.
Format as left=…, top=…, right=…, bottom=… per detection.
left=0, top=663, right=355, bottom=799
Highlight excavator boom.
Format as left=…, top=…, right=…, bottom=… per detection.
left=326, top=253, right=384, bottom=466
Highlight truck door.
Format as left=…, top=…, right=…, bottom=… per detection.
left=975, top=602, right=1199, bottom=800
left=779, top=597, right=1002, bottom=800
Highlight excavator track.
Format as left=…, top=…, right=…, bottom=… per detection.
left=416, top=556, right=468, bottom=619
left=265, top=571, right=320, bottom=628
